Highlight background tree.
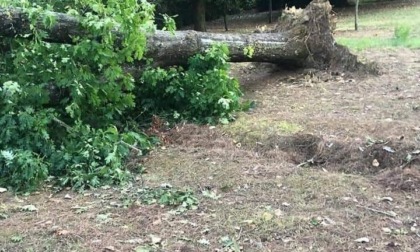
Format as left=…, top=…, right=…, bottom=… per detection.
left=193, top=0, right=207, bottom=31
left=153, top=0, right=256, bottom=31
left=355, top=0, right=360, bottom=30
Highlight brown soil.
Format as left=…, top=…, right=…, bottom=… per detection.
left=1, top=5, right=420, bottom=252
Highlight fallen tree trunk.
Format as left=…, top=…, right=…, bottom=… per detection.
left=0, top=0, right=372, bottom=72
left=0, top=8, right=307, bottom=67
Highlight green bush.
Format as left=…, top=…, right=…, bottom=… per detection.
left=139, top=44, right=243, bottom=124
left=393, top=25, right=411, bottom=45
left=0, top=1, right=245, bottom=192
left=0, top=150, right=49, bottom=191
left=0, top=0, right=155, bottom=191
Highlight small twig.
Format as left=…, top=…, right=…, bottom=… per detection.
left=137, top=169, right=145, bottom=188
left=356, top=205, right=397, bottom=218
left=297, top=161, right=309, bottom=167
left=52, top=117, right=72, bottom=131
left=401, top=157, right=419, bottom=169
left=236, top=226, right=243, bottom=241
left=119, top=140, right=143, bottom=154
left=297, top=157, right=315, bottom=167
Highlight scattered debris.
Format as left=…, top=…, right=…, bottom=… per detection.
left=380, top=197, right=393, bottom=202
left=20, top=205, right=38, bottom=212
left=356, top=205, right=397, bottom=218
left=355, top=237, right=370, bottom=243
left=149, top=234, right=162, bottom=245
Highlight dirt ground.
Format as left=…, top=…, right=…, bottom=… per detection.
left=1, top=5, right=420, bottom=252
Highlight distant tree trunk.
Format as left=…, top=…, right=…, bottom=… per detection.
left=193, top=0, right=206, bottom=32
left=223, top=0, right=228, bottom=31
left=355, top=0, right=359, bottom=31
left=269, top=0, right=273, bottom=23
left=279, top=0, right=284, bottom=18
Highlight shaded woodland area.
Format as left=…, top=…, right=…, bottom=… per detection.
left=154, top=0, right=353, bottom=31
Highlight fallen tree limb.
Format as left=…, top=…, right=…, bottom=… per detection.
left=0, top=8, right=307, bottom=67
left=0, top=0, right=374, bottom=72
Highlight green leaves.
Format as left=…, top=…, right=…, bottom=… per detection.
left=138, top=187, right=199, bottom=210
left=243, top=45, right=254, bottom=58
left=10, top=235, right=23, bottom=243
left=0, top=150, right=50, bottom=191
left=161, top=14, right=177, bottom=32
left=0, top=0, right=155, bottom=192
left=1, top=81, right=21, bottom=97
left=139, top=44, right=243, bottom=124
left=0, top=1, right=244, bottom=192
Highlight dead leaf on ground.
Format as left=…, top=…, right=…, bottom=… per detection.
left=387, top=241, right=401, bottom=247
left=261, top=212, right=273, bottom=221
left=135, top=246, right=152, bottom=252
left=103, top=245, right=116, bottom=251
left=20, top=205, right=38, bottom=212
left=56, top=229, right=71, bottom=236
left=380, top=197, right=393, bottom=202
left=197, top=238, right=210, bottom=246
left=274, top=209, right=283, bottom=217
left=149, top=234, right=162, bottom=244
left=152, top=218, right=162, bottom=225
left=119, top=238, right=144, bottom=244
left=355, top=237, right=370, bottom=243
left=382, top=227, right=392, bottom=234
left=382, top=146, right=395, bottom=153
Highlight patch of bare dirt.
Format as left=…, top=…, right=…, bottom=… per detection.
left=225, top=46, right=420, bottom=192
left=377, top=167, right=420, bottom=191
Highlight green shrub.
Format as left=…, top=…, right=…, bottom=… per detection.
left=139, top=44, right=243, bottom=124
left=393, top=25, right=411, bottom=45
left=0, top=150, right=49, bottom=191
left=0, top=0, right=155, bottom=191
left=0, top=1, right=244, bottom=192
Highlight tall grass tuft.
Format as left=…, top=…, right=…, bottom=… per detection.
left=393, top=25, right=411, bottom=46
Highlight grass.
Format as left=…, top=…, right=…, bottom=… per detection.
left=225, top=113, right=302, bottom=146
left=336, top=36, right=420, bottom=51
left=336, top=5, right=420, bottom=33
left=335, top=5, right=420, bottom=50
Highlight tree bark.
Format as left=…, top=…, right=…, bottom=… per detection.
left=0, top=0, right=373, bottom=73
left=0, top=7, right=306, bottom=67
left=148, top=31, right=307, bottom=67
